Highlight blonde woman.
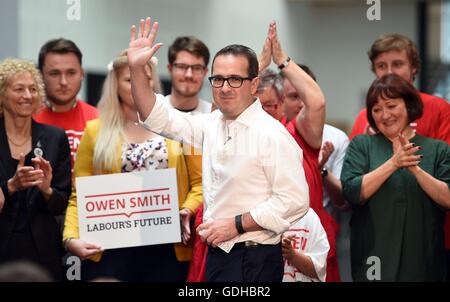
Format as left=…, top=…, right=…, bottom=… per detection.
left=0, top=58, right=71, bottom=281
left=63, top=51, right=203, bottom=281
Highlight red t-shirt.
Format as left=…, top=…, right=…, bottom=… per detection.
left=349, top=92, right=450, bottom=249
left=282, top=118, right=341, bottom=282
left=33, top=100, right=99, bottom=170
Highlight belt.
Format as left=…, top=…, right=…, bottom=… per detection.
left=208, top=241, right=279, bottom=250
left=239, top=240, right=260, bottom=248
left=234, top=240, right=275, bottom=248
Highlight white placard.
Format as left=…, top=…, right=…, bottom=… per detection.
left=76, top=169, right=180, bottom=250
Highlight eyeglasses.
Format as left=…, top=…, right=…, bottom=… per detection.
left=172, top=63, right=206, bottom=74
left=208, top=76, right=253, bottom=88
left=261, top=102, right=280, bottom=111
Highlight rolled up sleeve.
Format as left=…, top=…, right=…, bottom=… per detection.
left=250, top=132, right=309, bottom=234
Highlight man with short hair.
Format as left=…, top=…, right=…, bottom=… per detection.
left=166, top=36, right=211, bottom=114
left=349, top=34, right=450, bottom=279
left=33, top=38, right=99, bottom=170
left=127, top=17, right=309, bottom=282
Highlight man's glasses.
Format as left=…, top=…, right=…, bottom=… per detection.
left=208, top=76, right=253, bottom=88
left=172, top=63, right=206, bottom=74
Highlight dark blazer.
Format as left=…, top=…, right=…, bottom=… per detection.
left=0, top=118, right=71, bottom=280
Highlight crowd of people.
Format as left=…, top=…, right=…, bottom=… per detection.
left=0, top=16, right=449, bottom=282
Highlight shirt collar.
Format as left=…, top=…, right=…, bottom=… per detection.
left=221, top=97, right=261, bottom=127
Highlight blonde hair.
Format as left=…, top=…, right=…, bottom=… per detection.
left=0, top=58, right=45, bottom=116
left=93, top=50, right=162, bottom=173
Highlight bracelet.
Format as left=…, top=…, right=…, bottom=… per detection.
left=235, top=214, right=245, bottom=234
left=278, top=57, right=291, bottom=70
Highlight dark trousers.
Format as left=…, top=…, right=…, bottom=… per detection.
left=206, top=242, right=283, bottom=282
left=81, top=243, right=189, bottom=282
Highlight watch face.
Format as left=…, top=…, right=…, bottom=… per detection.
left=279, top=57, right=291, bottom=70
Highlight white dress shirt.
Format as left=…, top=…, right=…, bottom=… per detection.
left=142, top=94, right=309, bottom=249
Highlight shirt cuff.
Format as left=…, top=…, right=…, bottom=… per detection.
left=250, top=207, right=290, bottom=234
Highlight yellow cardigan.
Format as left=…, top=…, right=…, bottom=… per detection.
left=63, top=118, right=203, bottom=262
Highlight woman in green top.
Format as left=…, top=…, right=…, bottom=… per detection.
left=341, top=74, right=450, bottom=281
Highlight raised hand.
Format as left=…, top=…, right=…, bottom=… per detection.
left=258, top=22, right=273, bottom=72
left=270, top=21, right=288, bottom=66
left=127, top=17, right=163, bottom=68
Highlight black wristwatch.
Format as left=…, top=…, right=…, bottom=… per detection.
left=235, top=214, right=245, bottom=234
left=278, top=57, right=291, bottom=70
left=321, top=168, right=328, bottom=177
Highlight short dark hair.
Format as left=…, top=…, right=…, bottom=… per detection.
left=211, top=44, right=259, bottom=79
left=38, top=38, right=82, bottom=71
left=366, top=74, right=423, bottom=132
left=298, top=64, right=317, bottom=82
left=368, top=34, right=420, bottom=77
left=168, top=36, right=210, bottom=66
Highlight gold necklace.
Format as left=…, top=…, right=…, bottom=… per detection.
left=7, top=134, right=31, bottom=147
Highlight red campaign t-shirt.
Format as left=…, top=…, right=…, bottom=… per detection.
left=349, top=92, right=450, bottom=249
left=33, top=100, right=99, bottom=170
left=282, top=117, right=341, bottom=282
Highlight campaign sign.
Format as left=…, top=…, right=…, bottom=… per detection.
left=76, top=169, right=181, bottom=250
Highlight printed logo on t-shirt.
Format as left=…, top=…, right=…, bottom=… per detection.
left=283, top=228, right=312, bottom=282
left=66, top=129, right=84, bottom=169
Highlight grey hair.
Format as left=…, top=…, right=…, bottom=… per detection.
left=257, top=68, right=284, bottom=101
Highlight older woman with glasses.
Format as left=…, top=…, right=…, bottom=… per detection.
left=0, top=58, right=71, bottom=280
left=341, top=74, right=450, bottom=281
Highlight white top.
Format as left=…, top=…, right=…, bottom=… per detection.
left=141, top=94, right=310, bottom=251
left=322, top=124, right=349, bottom=208
left=166, top=95, right=212, bottom=115
left=283, top=209, right=330, bottom=282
